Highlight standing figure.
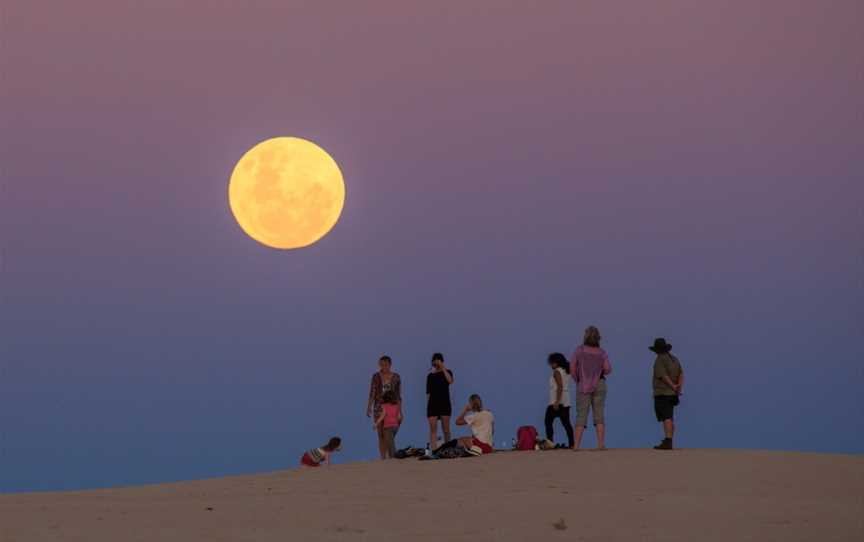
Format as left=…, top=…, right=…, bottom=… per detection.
left=545, top=353, right=575, bottom=448
left=426, top=352, right=454, bottom=450
left=374, top=391, right=402, bottom=459
left=571, top=326, right=613, bottom=450
left=366, top=355, right=402, bottom=460
left=650, top=338, right=684, bottom=450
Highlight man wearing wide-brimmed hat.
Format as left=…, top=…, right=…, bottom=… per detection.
left=650, top=338, right=684, bottom=450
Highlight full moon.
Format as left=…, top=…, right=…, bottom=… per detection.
left=228, top=137, right=345, bottom=249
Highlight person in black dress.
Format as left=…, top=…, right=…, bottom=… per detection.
left=426, top=352, right=454, bottom=450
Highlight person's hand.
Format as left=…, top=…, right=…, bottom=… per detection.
left=366, top=408, right=372, bottom=418
left=552, top=402, right=560, bottom=411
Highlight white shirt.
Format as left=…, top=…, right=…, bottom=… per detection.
left=549, top=367, right=571, bottom=407
left=464, top=410, right=494, bottom=445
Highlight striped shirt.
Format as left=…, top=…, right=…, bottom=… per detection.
left=306, top=447, right=326, bottom=464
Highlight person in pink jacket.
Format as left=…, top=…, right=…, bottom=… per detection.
left=570, top=326, right=613, bottom=450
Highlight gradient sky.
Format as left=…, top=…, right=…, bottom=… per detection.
left=1, top=1, right=862, bottom=492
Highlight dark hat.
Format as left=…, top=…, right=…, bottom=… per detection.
left=649, top=338, right=672, bottom=353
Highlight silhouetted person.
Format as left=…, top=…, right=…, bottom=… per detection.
left=426, top=353, right=454, bottom=450
left=545, top=353, right=574, bottom=448
left=571, top=326, right=612, bottom=450
left=650, top=338, right=684, bottom=450
left=366, top=355, right=402, bottom=460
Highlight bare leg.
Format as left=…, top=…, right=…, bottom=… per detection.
left=428, top=417, right=439, bottom=450
left=457, top=436, right=474, bottom=448
left=384, top=428, right=397, bottom=459
left=595, top=423, right=606, bottom=449
left=573, top=425, right=585, bottom=450
left=663, top=419, right=674, bottom=439
left=440, top=416, right=452, bottom=443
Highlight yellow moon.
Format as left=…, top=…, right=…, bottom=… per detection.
left=228, top=137, right=345, bottom=249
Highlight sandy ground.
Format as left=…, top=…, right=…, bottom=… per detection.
left=1, top=449, right=862, bottom=542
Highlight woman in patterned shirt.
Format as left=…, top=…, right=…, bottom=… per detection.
left=366, top=355, right=402, bottom=459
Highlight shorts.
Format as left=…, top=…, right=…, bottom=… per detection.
left=427, top=398, right=452, bottom=418
left=654, top=395, right=679, bottom=422
left=472, top=438, right=493, bottom=454
left=575, top=379, right=607, bottom=427
left=300, top=453, right=320, bottom=467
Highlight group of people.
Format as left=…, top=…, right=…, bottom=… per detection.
left=300, top=326, right=685, bottom=467
left=365, top=352, right=495, bottom=458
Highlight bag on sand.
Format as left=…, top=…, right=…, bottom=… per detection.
left=394, top=446, right=422, bottom=459
left=436, top=446, right=469, bottom=459
left=516, top=426, right=538, bottom=451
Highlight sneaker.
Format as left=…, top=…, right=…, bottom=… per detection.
left=653, top=439, right=673, bottom=450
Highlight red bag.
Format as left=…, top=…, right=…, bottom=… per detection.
left=516, top=426, right=538, bottom=451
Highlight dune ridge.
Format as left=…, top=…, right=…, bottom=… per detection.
left=2, top=449, right=862, bottom=542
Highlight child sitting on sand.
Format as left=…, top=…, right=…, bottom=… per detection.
left=374, top=391, right=402, bottom=459
left=300, top=437, right=342, bottom=468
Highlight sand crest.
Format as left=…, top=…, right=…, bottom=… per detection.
left=1, top=449, right=861, bottom=541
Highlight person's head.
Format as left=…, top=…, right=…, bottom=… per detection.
left=583, top=326, right=602, bottom=347
left=431, top=352, right=444, bottom=369
left=322, top=436, right=342, bottom=452
left=468, top=393, right=483, bottom=412
left=381, top=390, right=397, bottom=405
left=547, top=352, right=570, bottom=374
left=378, top=355, right=392, bottom=372
left=649, top=338, right=672, bottom=354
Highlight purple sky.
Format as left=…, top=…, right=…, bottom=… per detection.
left=1, top=0, right=862, bottom=491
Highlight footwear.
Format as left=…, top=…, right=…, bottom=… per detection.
left=653, top=438, right=673, bottom=450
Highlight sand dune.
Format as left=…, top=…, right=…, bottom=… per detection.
left=2, top=449, right=862, bottom=541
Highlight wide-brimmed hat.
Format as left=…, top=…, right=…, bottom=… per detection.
left=649, top=338, right=672, bottom=353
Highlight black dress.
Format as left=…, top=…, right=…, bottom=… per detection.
left=426, top=369, right=453, bottom=417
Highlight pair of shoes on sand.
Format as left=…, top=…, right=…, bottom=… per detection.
left=654, top=438, right=674, bottom=450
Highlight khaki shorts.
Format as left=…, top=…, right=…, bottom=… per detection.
left=575, top=379, right=608, bottom=427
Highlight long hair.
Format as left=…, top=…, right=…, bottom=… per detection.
left=468, top=394, right=483, bottom=412
left=323, top=437, right=342, bottom=451
left=583, top=326, right=602, bottom=347
left=548, top=352, right=570, bottom=374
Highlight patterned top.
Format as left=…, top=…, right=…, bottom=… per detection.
left=369, top=372, right=402, bottom=414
